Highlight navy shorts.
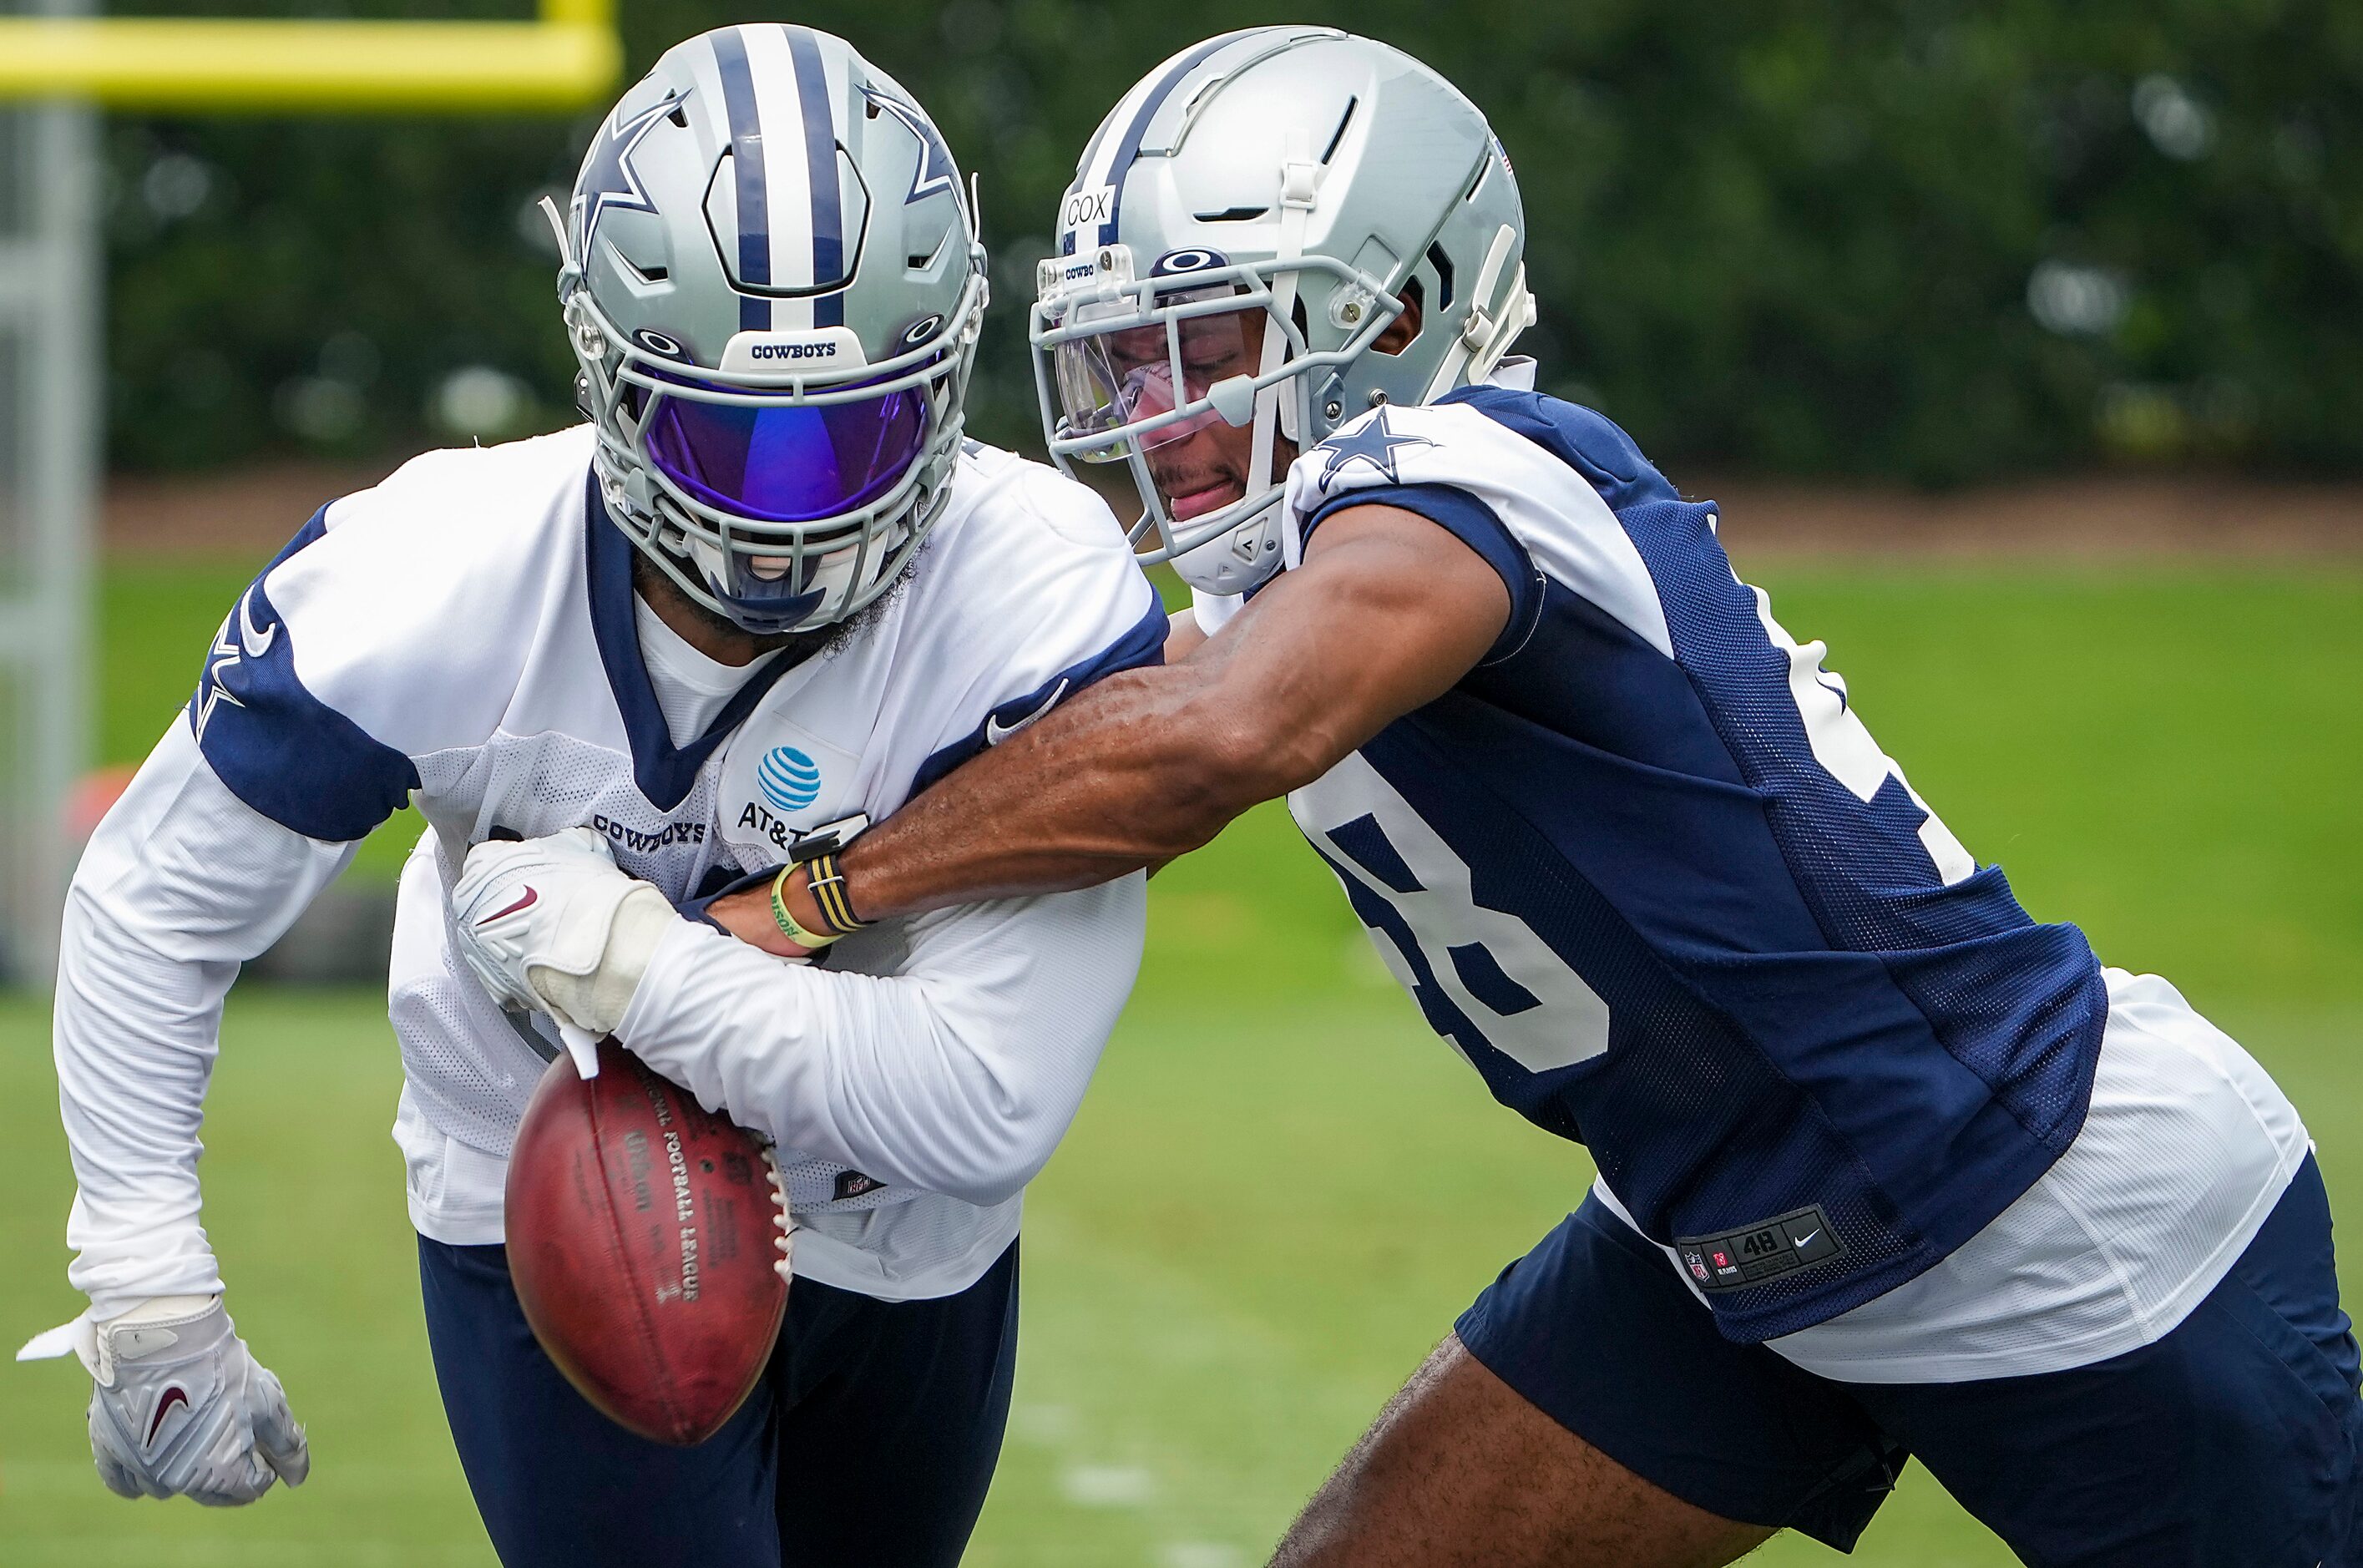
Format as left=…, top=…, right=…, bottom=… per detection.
left=1457, top=1156, right=2363, bottom=1565
left=419, top=1235, right=1019, bottom=1568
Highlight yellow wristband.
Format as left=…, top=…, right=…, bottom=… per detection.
left=770, top=865, right=842, bottom=949
left=803, top=851, right=868, bottom=936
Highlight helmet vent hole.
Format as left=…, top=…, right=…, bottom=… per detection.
left=667, top=104, right=689, bottom=129
left=1426, top=244, right=1455, bottom=311
left=1321, top=95, right=1359, bottom=164
left=907, top=228, right=952, bottom=272
left=1193, top=206, right=1269, bottom=223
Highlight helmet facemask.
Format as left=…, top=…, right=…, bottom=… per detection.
left=549, top=28, right=989, bottom=639
left=566, top=273, right=982, bottom=636
left=1028, top=27, right=1538, bottom=597
left=1030, top=247, right=1400, bottom=596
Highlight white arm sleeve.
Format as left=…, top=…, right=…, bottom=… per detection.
left=615, top=874, right=1147, bottom=1209
left=56, top=722, right=357, bottom=1318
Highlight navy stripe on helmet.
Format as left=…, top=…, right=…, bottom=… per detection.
left=711, top=28, right=772, bottom=332
left=785, top=26, right=846, bottom=330
left=1094, top=33, right=1242, bottom=250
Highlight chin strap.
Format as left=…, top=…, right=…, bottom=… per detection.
left=1252, top=128, right=1320, bottom=490
left=1423, top=223, right=1537, bottom=402
left=1202, top=129, right=1318, bottom=591
left=1191, top=133, right=1320, bottom=593
left=1170, top=128, right=1319, bottom=598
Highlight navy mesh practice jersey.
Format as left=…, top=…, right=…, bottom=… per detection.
left=1265, top=381, right=2107, bottom=1342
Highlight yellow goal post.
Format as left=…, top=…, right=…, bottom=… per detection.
left=0, top=0, right=620, bottom=111
left=0, top=1, right=620, bottom=982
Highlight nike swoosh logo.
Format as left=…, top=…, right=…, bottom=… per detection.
left=481, top=887, right=539, bottom=924
left=1793, top=1230, right=1819, bottom=1248
left=148, top=1385, right=190, bottom=1447
left=237, top=590, right=276, bottom=659
left=984, top=679, right=1069, bottom=746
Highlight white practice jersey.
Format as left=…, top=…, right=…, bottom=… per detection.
left=55, top=424, right=1163, bottom=1315
left=1196, top=358, right=2310, bottom=1377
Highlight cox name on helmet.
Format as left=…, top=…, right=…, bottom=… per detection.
left=1060, top=185, right=1115, bottom=235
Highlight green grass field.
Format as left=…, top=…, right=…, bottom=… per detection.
left=5, top=558, right=2359, bottom=1564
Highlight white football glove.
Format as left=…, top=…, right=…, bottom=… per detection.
left=18, top=1296, right=309, bottom=1505
left=451, top=826, right=677, bottom=1039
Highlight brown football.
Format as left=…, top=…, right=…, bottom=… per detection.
left=504, top=1038, right=789, bottom=1445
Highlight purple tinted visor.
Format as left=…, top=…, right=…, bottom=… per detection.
left=643, top=374, right=929, bottom=524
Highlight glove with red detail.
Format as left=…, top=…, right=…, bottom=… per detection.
left=451, top=826, right=677, bottom=1039
left=18, top=1295, right=310, bottom=1505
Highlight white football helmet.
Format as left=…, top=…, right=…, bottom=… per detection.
left=1030, top=28, right=1535, bottom=594
left=554, top=26, right=987, bottom=633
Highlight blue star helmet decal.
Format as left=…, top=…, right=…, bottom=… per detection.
left=572, top=90, right=684, bottom=260
left=861, top=83, right=959, bottom=205
left=1317, top=407, right=1437, bottom=490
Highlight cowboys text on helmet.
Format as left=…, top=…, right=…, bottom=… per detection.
left=556, top=25, right=987, bottom=633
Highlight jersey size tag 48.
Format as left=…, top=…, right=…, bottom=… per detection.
left=1675, top=1205, right=1844, bottom=1293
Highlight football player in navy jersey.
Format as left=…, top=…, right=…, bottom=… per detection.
left=31, top=28, right=1166, bottom=1568
left=696, top=26, right=2361, bottom=1566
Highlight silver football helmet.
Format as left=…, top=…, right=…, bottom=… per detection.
left=552, top=25, right=986, bottom=633
left=1031, top=28, right=1535, bottom=595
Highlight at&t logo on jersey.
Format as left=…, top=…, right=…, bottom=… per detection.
left=728, top=727, right=858, bottom=853
left=756, top=746, right=822, bottom=812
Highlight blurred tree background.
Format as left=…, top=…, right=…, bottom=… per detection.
left=102, top=0, right=2363, bottom=483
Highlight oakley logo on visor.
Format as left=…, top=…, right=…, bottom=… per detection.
left=1151, top=248, right=1227, bottom=276
left=633, top=329, right=689, bottom=359
left=901, top=314, right=944, bottom=346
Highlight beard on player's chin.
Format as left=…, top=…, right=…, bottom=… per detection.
left=1146, top=448, right=1249, bottom=523
left=632, top=541, right=917, bottom=669
left=1146, top=432, right=1298, bottom=523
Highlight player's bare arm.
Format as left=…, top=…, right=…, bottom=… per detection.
left=757, top=27, right=2350, bottom=1563
left=709, top=503, right=1506, bottom=952
left=1164, top=604, right=1210, bottom=661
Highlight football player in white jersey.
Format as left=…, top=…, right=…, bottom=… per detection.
left=25, top=28, right=1164, bottom=1567
left=625, top=27, right=2352, bottom=1566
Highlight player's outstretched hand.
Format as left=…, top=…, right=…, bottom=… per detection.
left=452, top=826, right=677, bottom=1037
left=19, top=1296, right=309, bottom=1505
